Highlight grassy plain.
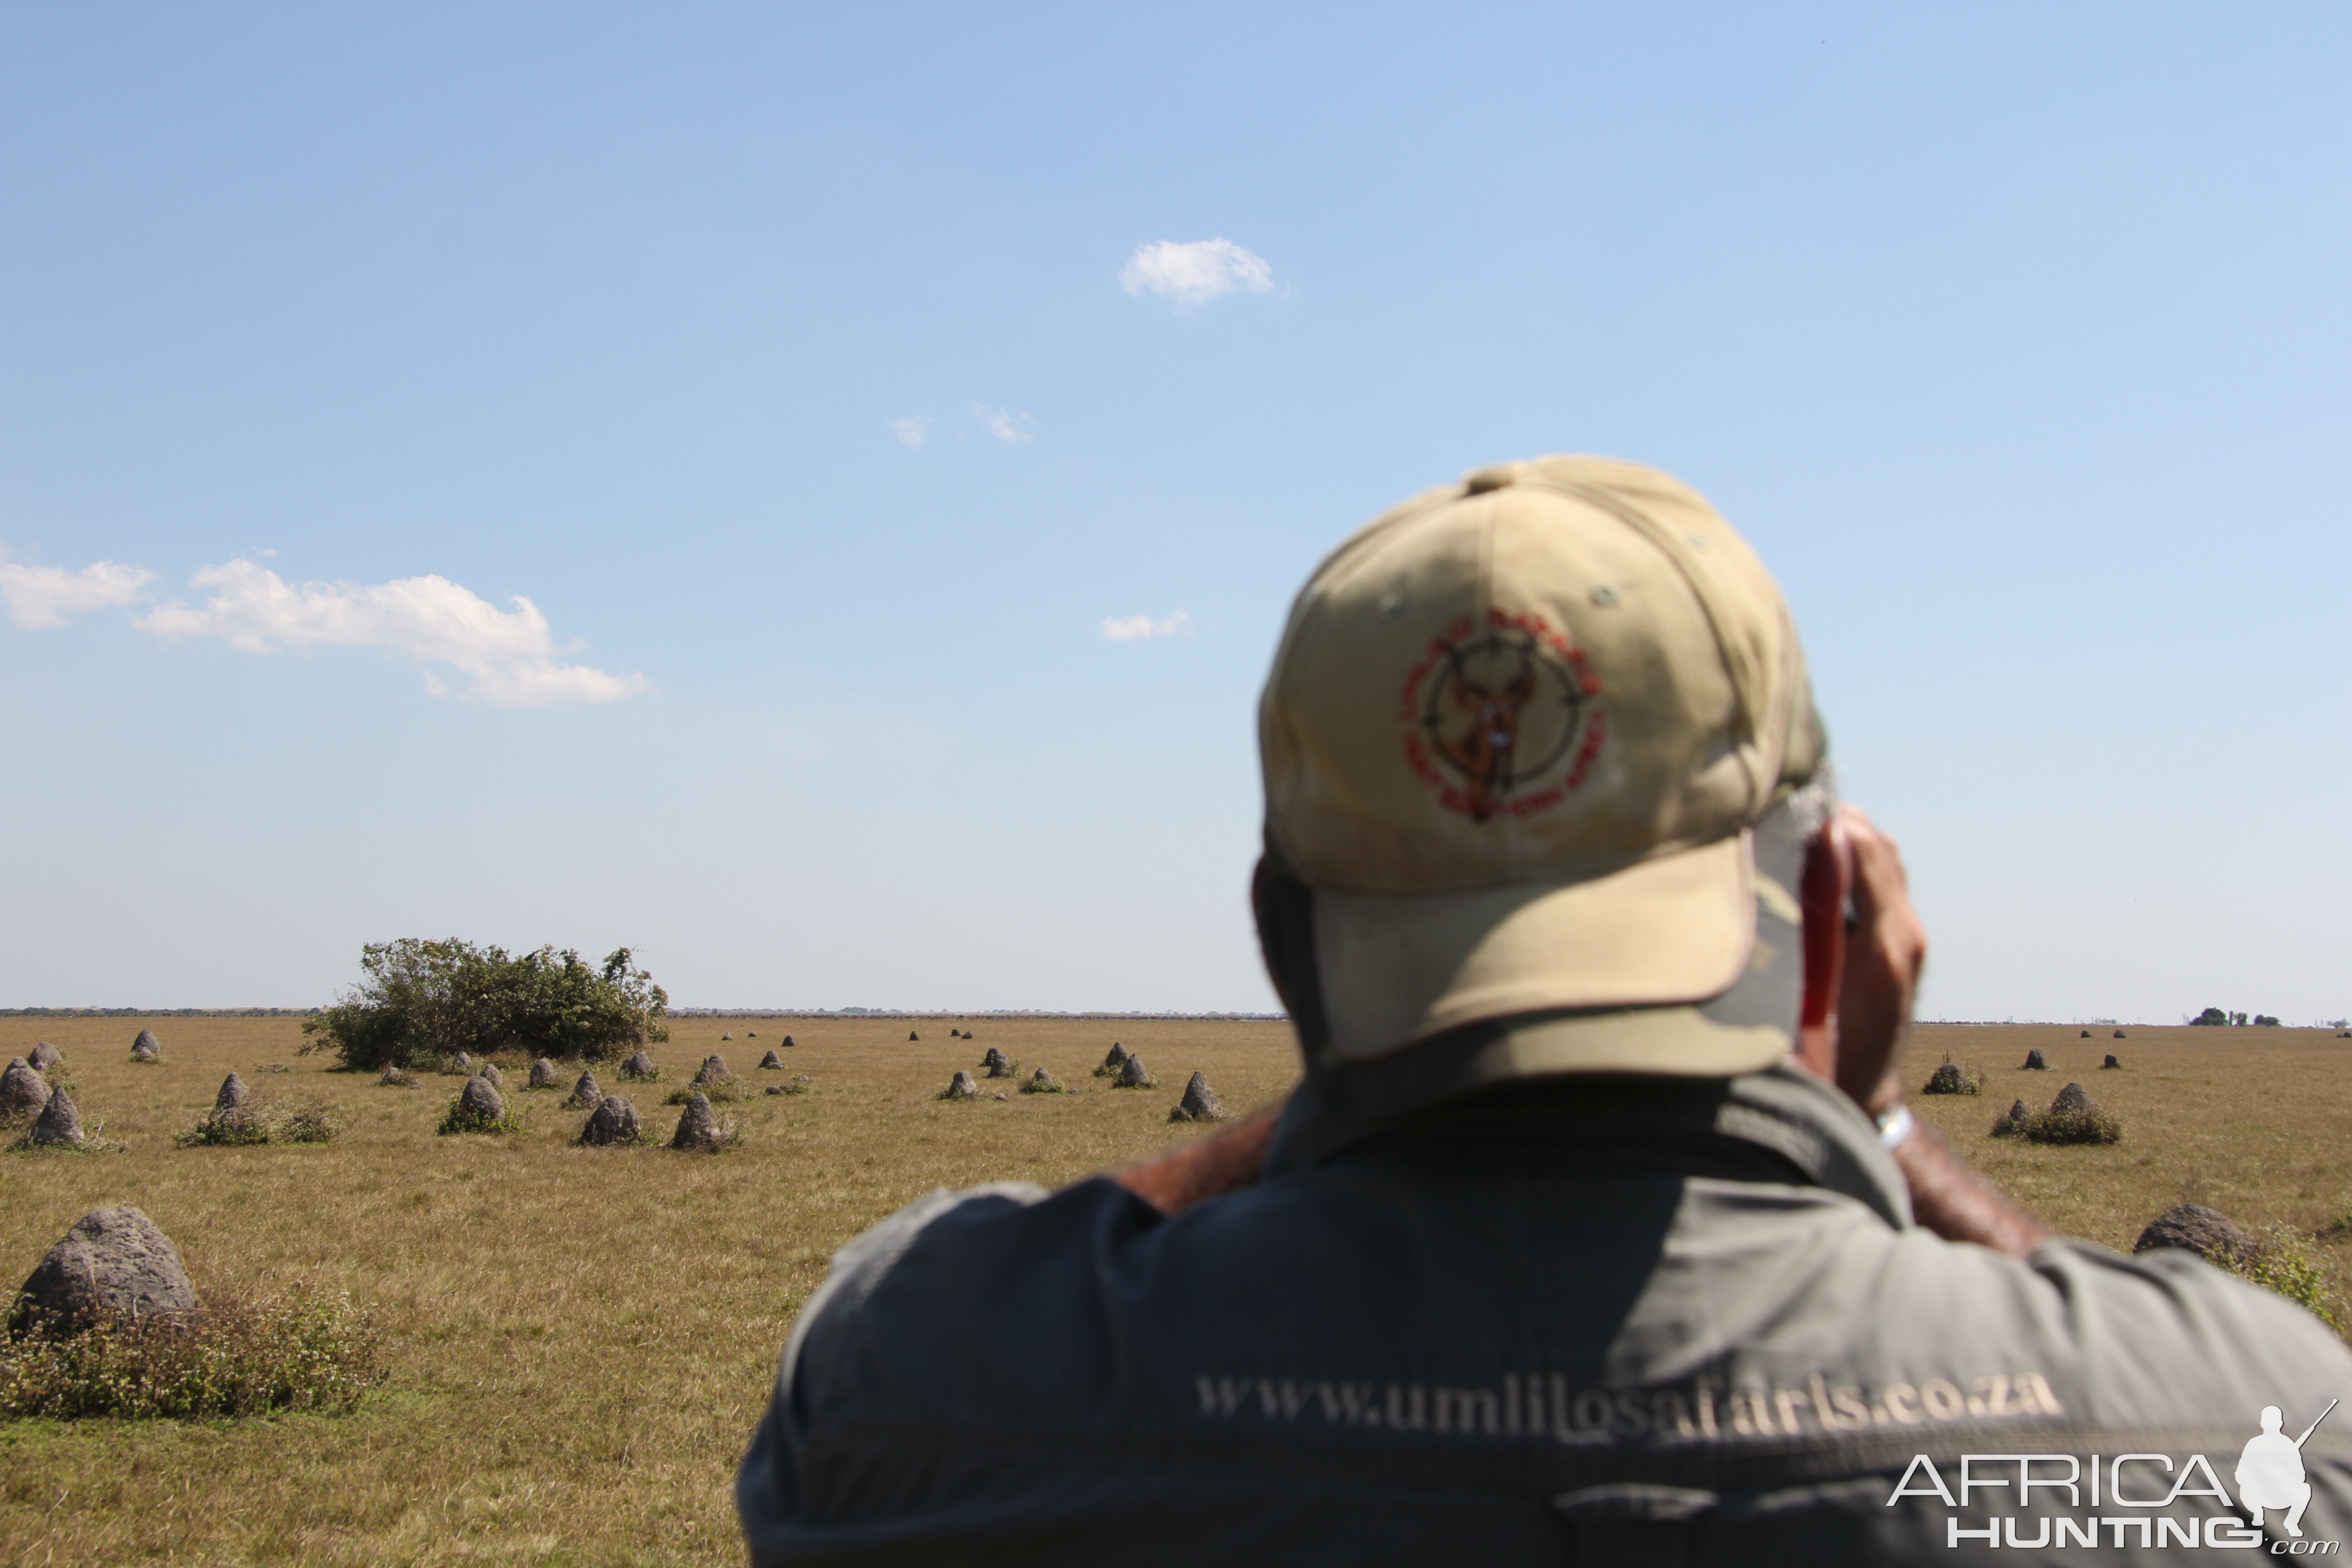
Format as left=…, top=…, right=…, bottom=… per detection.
left=1903, top=1023, right=2352, bottom=1284
left=0, top=1014, right=1299, bottom=1566
left=0, top=1015, right=2346, bottom=1564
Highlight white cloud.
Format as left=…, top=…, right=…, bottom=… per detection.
left=970, top=404, right=1034, bottom=444
left=135, top=560, right=648, bottom=706
left=1099, top=608, right=1192, bottom=642
left=0, top=555, right=156, bottom=628
left=1119, top=238, right=1275, bottom=306
left=889, top=416, right=929, bottom=449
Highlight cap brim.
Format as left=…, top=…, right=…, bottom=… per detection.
left=1311, top=830, right=1768, bottom=1068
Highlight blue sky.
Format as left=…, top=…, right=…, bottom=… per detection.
left=3, top=3, right=2346, bottom=1022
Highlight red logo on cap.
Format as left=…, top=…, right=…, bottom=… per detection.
left=1398, top=610, right=1605, bottom=822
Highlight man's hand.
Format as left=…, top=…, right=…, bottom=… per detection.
left=1799, top=804, right=2047, bottom=1257
left=1111, top=1107, right=1280, bottom=1215
left=1831, top=806, right=1928, bottom=1118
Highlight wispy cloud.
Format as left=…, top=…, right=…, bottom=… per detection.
left=970, top=404, right=1034, bottom=444
left=135, top=560, right=647, bottom=706
left=0, top=554, right=156, bottom=628
left=1119, top=238, right=1275, bottom=306
left=889, top=416, right=929, bottom=449
left=1099, top=608, right=1191, bottom=642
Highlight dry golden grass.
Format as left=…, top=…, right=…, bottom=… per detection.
left=1908, top=1024, right=2352, bottom=1293
left=0, top=1014, right=2344, bottom=1563
left=0, top=1014, right=1298, bottom=1566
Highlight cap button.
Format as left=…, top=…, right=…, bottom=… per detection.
left=1462, top=464, right=1520, bottom=495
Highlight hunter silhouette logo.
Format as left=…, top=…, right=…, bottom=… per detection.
left=2241, top=1398, right=2334, bottom=1539
left=1884, top=1394, right=2341, bottom=1551
left=1399, top=610, right=1605, bottom=823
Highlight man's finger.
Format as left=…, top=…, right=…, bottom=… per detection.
left=1839, top=807, right=1908, bottom=915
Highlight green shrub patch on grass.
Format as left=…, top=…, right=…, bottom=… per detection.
left=0, top=1290, right=385, bottom=1419
left=174, top=1101, right=344, bottom=1148
left=5, top=1124, right=127, bottom=1155
left=2226, top=1227, right=2341, bottom=1329
left=4, top=1089, right=125, bottom=1154
left=174, top=1107, right=272, bottom=1147
left=273, top=1102, right=341, bottom=1143
left=2022, top=1105, right=2123, bottom=1146
left=436, top=1093, right=523, bottom=1137
left=1921, top=1059, right=1983, bottom=1096
left=1994, top=1083, right=2123, bottom=1146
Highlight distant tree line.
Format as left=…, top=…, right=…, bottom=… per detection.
left=2188, top=1007, right=2285, bottom=1027
left=0, top=1008, right=320, bottom=1018
left=300, top=939, right=670, bottom=1071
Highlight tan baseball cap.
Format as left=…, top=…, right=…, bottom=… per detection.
left=1259, top=455, right=1824, bottom=1072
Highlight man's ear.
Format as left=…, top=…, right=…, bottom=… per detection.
left=1796, top=821, right=1852, bottom=1081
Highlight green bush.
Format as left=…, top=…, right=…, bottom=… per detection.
left=301, top=939, right=670, bottom=1072
left=2225, top=1228, right=2341, bottom=1329
left=436, top=1093, right=523, bottom=1137
left=174, top=1101, right=343, bottom=1147
left=2023, top=1106, right=2123, bottom=1145
left=0, top=1290, right=384, bottom=1418
left=175, top=1107, right=273, bottom=1147
left=1921, top=1059, right=1982, bottom=1096
left=5, top=1125, right=126, bottom=1155
left=274, top=1102, right=342, bottom=1144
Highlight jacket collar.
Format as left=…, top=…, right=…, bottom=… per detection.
left=1264, top=1050, right=1914, bottom=1233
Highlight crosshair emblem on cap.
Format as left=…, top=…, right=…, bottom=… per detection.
left=1398, top=610, right=1606, bottom=823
